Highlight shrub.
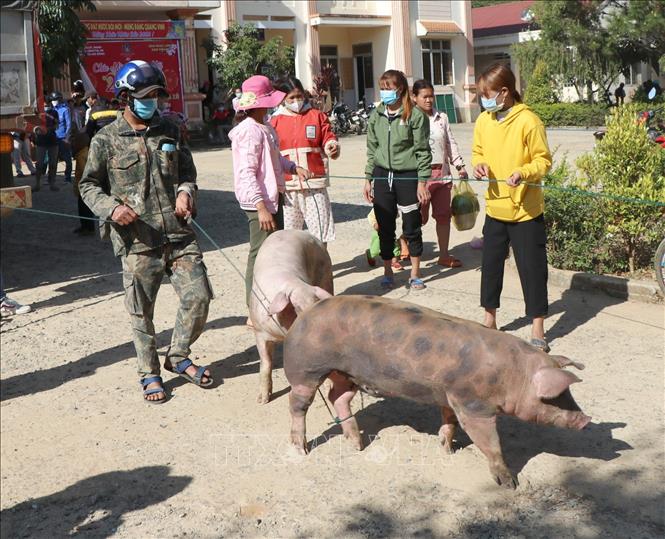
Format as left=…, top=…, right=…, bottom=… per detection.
left=524, top=61, right=558, bottom=104
left=576, top=104, right=665, bottom=272
left=544, top=160, right=623, bottom=274
left=530, top=103, right=608, bottom=127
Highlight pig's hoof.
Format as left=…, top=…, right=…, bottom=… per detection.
left=441, top=440, right=455, bottom=455
left=493, top=470, right=518, bottom=490
left=344, top=434, right=363, bottom=451
left=290, top=443, right=307, bottom=456
left=257, top=392, right=271, bottom=404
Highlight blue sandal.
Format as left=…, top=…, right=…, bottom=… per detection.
left=380, top=275, right=395, bottom=289
left=165, top=358, right=213, bottom=388
left=141, top=375, right=167, bottom=404
left=530, top=338, right=551, bottom=353
left=408, top=277, right=426, bottom=290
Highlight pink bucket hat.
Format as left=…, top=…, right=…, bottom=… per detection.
left=235, top=75, right=285, bottom=111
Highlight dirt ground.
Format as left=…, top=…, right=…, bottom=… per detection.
left=1, top=127, right=663, bottom=538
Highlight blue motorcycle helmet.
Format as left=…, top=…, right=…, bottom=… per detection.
left=114, top=60, right=168, bottom=98
left=114, top=60, right=168, bottom=119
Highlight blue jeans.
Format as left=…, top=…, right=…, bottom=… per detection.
left=58, top=139, right=72, bottom=181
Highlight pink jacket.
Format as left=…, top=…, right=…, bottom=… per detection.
left=428, top=109, right=465, bottom=179
left=229, top=117, right=296, bottom=214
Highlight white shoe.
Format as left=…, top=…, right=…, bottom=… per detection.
left=0, top=296, right=32, bottom=316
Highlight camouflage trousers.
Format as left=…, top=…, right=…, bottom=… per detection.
left=120, top=241, right=213, bottom=380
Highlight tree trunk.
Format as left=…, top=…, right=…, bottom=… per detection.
left=628, top=240, right=635, bottom=274
left=586, top=80, right=594, bottom=105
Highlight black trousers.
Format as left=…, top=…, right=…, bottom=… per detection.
left=372, top=166, right=423, bottom=260
left=78, top=195, right=95, bottom=231
left=481, top=214, right=548, bottom=318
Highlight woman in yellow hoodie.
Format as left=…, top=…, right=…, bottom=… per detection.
left=472, top=63, right=552, bottom=352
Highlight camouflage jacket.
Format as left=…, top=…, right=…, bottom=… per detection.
left=79, top=112, right=197, bottom=256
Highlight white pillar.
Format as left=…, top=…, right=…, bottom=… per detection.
left=391, top=0, right=412, bottom=80
left=294, top=0, right=320, bottom=89
left=460, top=1, right=479, bottom=122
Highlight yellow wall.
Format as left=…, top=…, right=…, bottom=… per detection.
left=264, top=28, right=295, bottom=46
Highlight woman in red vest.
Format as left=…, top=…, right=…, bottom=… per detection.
left=270, top=77, right=340, bottom=247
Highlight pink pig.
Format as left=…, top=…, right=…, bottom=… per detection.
left=283, top=295, right=591, bottom=489
left=250, top=230, right=333, bottom=404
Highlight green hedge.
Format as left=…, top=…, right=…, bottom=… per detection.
left=530, top=103, right=608, bottom=127
left=545, top=184, right=665, bottom=275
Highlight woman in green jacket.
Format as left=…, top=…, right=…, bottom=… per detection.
left=363, top=70, right=432, bottom=289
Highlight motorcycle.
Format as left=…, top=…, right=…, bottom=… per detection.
left=329, top=102, right=350, bottom=135
left=594, top=106, right=664, bottom=147
left=347, top=105, right=366, bottom=135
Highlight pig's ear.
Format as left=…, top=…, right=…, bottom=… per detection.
left=551, top=355, right=585, bottom=370
left=314, top=286, right=332, bottom=300
left=533, top=367, right=582, bottom=399
left=269, top=291, right=291, bottom=315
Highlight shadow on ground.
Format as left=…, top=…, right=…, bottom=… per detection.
left=336, top=241, right=482, bottom=297
left=310, top=396, right=631, bottom=481
left=0, top=466, right=191, bottom=539
left=0, top=316, right=245, bottom=402
left=500, top=284, right=627, bottom=345
left=312, top=462, right=664, bottom=538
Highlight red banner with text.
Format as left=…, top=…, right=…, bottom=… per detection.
left=80, top=40, right=183, bottom=113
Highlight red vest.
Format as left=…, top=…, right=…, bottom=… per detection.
left=270, top=107, right=338, bottom=190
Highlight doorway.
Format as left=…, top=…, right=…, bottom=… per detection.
left=353, top=43, right=374, bottom=105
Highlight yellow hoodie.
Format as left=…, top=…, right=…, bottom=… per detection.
left=472, top=103, right=552, bottom=222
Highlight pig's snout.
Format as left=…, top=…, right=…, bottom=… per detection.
left=573, top=413, right=592, bottom=431
left=548, top=410, right=591, bottom=430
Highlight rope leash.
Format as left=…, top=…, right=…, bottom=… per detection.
left=0, top=204, right=346, bottom=424
left=326, top=175, right=665, bottom=208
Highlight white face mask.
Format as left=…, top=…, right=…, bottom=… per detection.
left=285, top=99, right=305, bottom=113
left=51, top=100, right=59, bottom=108
left=235, top=91, right=242, bottom=98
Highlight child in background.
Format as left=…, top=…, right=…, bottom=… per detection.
left=365, top=209, right=408, bottom=269
left=229, top=75, right=311, bottom=313
left=271, top=77, right=339, bottom=247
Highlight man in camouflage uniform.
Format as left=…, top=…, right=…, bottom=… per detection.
left=80, top=61, right=213, bottom=403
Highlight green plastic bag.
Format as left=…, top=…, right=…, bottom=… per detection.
left=451, top=180, right=480, bottom=231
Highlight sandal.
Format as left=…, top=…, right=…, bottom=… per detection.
left=165, top=358, right=213, bottom=388
left=391, top=259, right=403, bottom=270
left=530, top=338, right=551, bottom=353
left=408, top=277, right=426, bottom=290
left=380, top=275, right=395, bottom=289
left=141, top=375, right=167, bottom=404
left=438, top=256, right=462, bottom=268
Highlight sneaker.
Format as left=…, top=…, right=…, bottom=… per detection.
left=0, top=296, right=32, bottom=316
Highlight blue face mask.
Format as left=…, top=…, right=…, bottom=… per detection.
left=132, top=97, right=158, bottom=119
left=380, top=89, right=399, bottom=106
left=481, top=91, right=504, bottom=113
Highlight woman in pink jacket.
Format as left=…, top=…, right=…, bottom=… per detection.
left=229, top=75, right=311, bottom=311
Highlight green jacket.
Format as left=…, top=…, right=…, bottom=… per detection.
left=365, top=103, right=432, bottom=182
left=79, top=112, right=198, bottom=256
